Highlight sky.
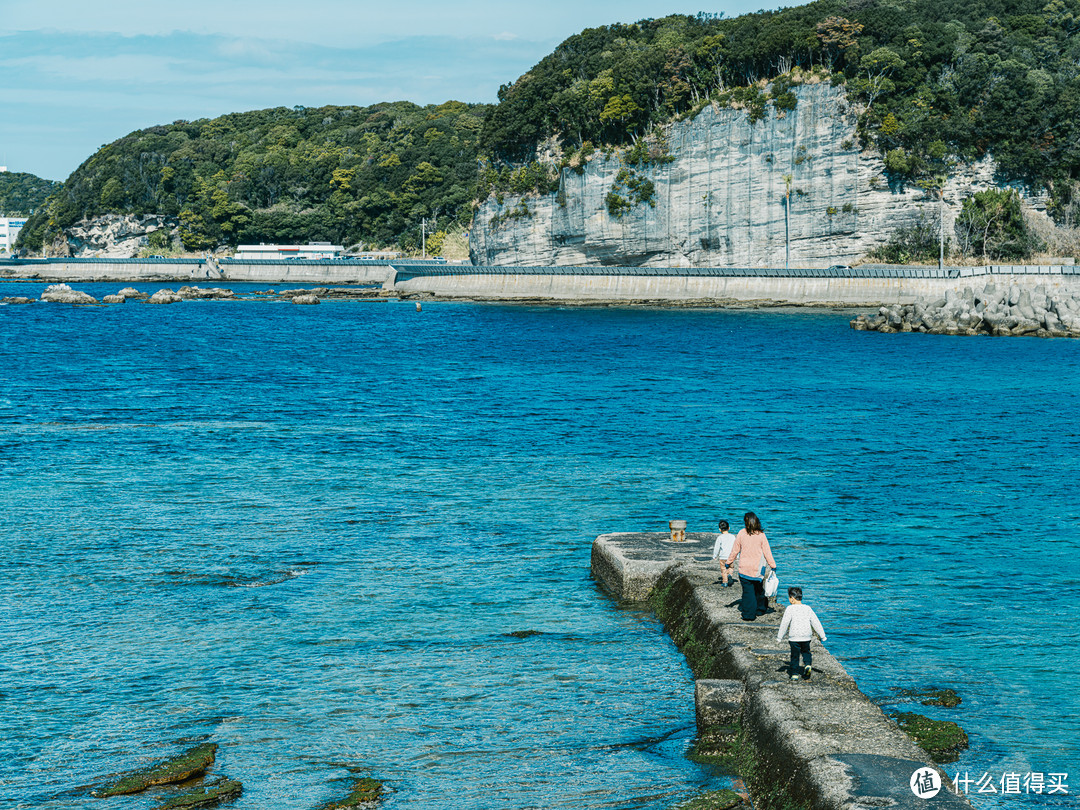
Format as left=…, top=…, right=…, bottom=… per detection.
left=0, top=0, right=787, bottom=181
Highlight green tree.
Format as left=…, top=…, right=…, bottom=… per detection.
left=955, top=188, right=1036, bottom=261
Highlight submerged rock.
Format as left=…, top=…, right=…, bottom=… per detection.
left=40, top=284, right=97, bottom=304
left=675, top=788, right=748, bottom=810
left=94, top=742, right=218, bottom=797
left=319, top=777, right=385, bottom=808
left=891, top=712, right=969, bottom=762
left=158, top=777, right=242, bottom=809
left=900, top=687, right=962, bottom=708
left=2, top=297, right=35, bottom=304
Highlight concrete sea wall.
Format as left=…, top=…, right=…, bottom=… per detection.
left=389, top=264, right=1080, bottom=306
left=591, top=532, right=971, bottom=810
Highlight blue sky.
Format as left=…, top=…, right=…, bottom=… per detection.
left=1, top=1, right=784, bottom=181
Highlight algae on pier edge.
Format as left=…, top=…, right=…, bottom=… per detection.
left=94, top=743, right=218, bottom=797
left=647, top=577, right=727, bottom=680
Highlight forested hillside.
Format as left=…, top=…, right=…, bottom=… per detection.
left=17, top=101, right=487, bottom=253
left=482, top=0, right=1080, bottom=219
left=0, top=171, right=60, bottom=217
left=19, top=0, right=1080, bottom=255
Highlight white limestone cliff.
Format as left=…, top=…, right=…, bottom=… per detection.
left=470, top=83, right=1032, bottom=268
left=50, top=214, right=178, bottom=258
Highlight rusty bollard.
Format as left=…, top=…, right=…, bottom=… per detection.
left=669, top=520, right=687, bottom=542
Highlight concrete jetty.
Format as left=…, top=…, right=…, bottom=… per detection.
left=591, top=532, right=971, bottom=810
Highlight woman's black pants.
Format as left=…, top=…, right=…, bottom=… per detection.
left=739, top=577, right=766, bottom=619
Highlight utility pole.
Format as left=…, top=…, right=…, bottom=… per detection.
left=938, top=184, right=945, bottom=270
left=783, top=174, right=792, bottom=270
left=421, top=218, right=426, bottom=259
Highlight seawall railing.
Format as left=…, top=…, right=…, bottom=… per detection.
left=390, top=262, right=1080, bottom=282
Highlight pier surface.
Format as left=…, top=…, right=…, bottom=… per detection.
left=592, top=532, right=971, bottom=810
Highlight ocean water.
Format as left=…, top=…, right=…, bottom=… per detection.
left=1, top=283, right=1078, bottom=810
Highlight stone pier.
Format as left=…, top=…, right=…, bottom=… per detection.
left=591, top=532, right=971, bottom=810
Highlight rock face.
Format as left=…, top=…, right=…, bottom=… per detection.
left=54, top=214, right=178, bottom=259
left=471, top=83, right=1021, bottom=267
left=40, top=283, right=97, bottom=304
left=147, top=288, right=182, bottom=304
left=175, top=286, right=237, bottom=300
left=851, top=282, right=1080, bottom=337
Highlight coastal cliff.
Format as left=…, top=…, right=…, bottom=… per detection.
left=471, top=83, right=1016, bottom=268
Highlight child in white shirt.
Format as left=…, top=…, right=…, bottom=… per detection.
left=776, top=586, right=827, bottom=681
left=711, top=520, right=737, bottom=586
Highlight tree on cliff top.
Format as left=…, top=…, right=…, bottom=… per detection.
left=479, top=0, right=1080, bottom=219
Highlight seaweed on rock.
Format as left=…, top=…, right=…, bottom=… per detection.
left=93, top=743, right=218, bottom=798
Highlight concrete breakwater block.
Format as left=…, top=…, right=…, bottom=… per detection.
left=591, top=531, right=718, bottom=601
left=696, top=679, right=744, bottom=728
left=591, top=533, right=972, bottom=810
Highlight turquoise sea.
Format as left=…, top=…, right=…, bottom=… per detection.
left=1, top=283, right=1078, bottom=809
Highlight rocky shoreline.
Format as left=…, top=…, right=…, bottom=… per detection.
left=850, top=282, right=1080, bottom=337
left=3, top=283, right=390, bottom=306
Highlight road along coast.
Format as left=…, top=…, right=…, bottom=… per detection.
left=591, top=532, right=972, bottom=810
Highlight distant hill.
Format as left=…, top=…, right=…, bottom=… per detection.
left=17, top=101, right=488, bottom=253
left=0, top=171, right=61, bottom=217
left=20, top=0, right=1080, bottom=256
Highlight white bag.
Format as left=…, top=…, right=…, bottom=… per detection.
left=763, top=570, right=779, bottom=598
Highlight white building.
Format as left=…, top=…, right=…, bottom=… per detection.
left=1, top=217, right=27, bottom=254
left=234, top=243, right=344, bottom=260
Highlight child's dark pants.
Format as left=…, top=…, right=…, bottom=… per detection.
left=789, top=640, right=812, bottom=675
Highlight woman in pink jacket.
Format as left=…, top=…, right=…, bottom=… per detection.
left=725, top=511, right=777, bottom=621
